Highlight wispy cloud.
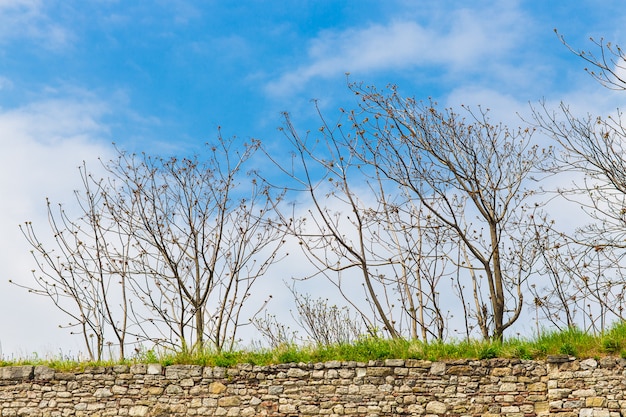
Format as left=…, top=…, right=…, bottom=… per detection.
left=0, top=0, right=73, bottom=50
left=265, top=4, right=524, bottom=97
left=0, top=75, right=12, bottom=90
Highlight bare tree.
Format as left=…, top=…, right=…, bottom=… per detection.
left=520, top=32, right=626, bottom=336
left=370, top=184, right=451, bottom=341
left=346, top=83, right=552, bottom=340
left=17, top=136, right=286, bottom=356
left=101, top=137, right=286, bottom=353
left=531, top=101, right=626, bottom=334
left=532, top=101, right=626, bottom=240
left=555, top=29, right=626, bottom=91
left=16, top=163, right=130, bottom=361
left=264, top=103, right=476, bottom=341
left=530, top=216, right=626, bottom=335
left=266, top=111, right=400, bottom=338
left=528, top=218, right=578, bottom=333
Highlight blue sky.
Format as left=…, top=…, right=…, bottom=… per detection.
left=1, top=0, right=625, bottom=357
left=1, top=0, right=623, bottom=150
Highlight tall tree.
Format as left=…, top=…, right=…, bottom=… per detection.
left=347, top=84, right=552, bottom=340
left=99, top=137, right=287, bottom=353
left=265, top=89, right=549, bottom=341
left=267, top=110, right=401, bottom=339
left=264, top=106, right=455, bottom=341
left=530, top=33, right=626, bottom=333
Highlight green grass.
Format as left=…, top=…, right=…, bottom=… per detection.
left=0, top=355, right=126, bottom=373
left=4, top=322, right=626, bottom=370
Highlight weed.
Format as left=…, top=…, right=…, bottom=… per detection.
left=478, top=345, right=499, bottom=360
left=276, top=346, right=302, bottom=363
left=602, top=338, right=621, bottom=353
left=213, top=353, right=239, bottom=368
left=559, top=342, right=576, bottom=356
left=140, top=350, right=159, bottom=364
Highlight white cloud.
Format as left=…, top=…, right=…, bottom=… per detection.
left=0, top=94, right=113, bottom=358
left=0, top=0, right=38, bottom=8
left=0, top=75, right=12, bottom=90
left=609, top=55, right=626, bottom=90
left=265, top=3, right=524, bottom=97
left=0, top=0, right=72, bottom=50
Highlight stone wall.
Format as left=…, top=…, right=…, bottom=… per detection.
left=0, top=355, right=624, bottom=416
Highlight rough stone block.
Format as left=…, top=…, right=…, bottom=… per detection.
left=147, top=386, right=164, bottom=395
left=367, top=366, right=392, bottom=377
left=218, top=396, right=241, bottom=407
left=446, top=365, right=472, bottom=375
left=299, top=404, right=320, bottom=414
left=338, top=368, right=355, bottom=378
left=499, top=382, right=518, bottom=392
left=212, top=367, right=226, bottom=378
left=128, top=406, right=149, bottom=417
left=0, top=366, right=33, bottom=380
left=573, top=389, right=596, bottom=397
left=548, top=388, right=572, bottom=400
left=425, top=401, right=447, bottom=414
left=491, top=367, right=512, bottom=377
left=112, top=364, right=129, bottom=374
left=111, top=385, right=128, bottom=394
left=33, top=366, right=54, bottom=381
left=562, top=399, right=583, bottom=408
left=268, top=385, right=284, bottom=395
left=165, top=364, right=202, bottom=379
left=405, top=359, right=431, bottom=368
left=550, top=401, right=565, bottom=411
left=384, top=359, right=405, bottom=367
left=165, top=384, right=183, bottom=394
left=240, top=406, right=256, bottom=417
left=146, top=363, right=162, bottom=375
left=130, top=364, right=146, bottom=374
left=580, top=358, right=598, bottom=369
left=599, top=357, right=618, bottom=368
left=586, top=397, right=607, bottom=407
left=528, top=382, right=547, bottom=392
left=501, top=405, right=520, bottom=413
left=311, top=369, right=324, bottom=379
left=286, top=367, right=309, bottom=378
left=429, top=361, right=446, bottom=375
left=180, top=377, right=194, bottom=387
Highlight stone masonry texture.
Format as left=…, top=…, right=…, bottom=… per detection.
left=1, top=356, right=626, bottom=416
